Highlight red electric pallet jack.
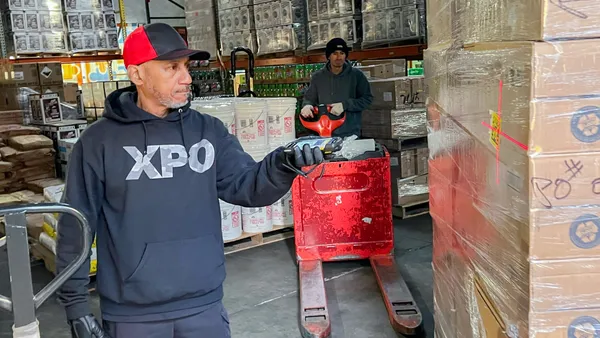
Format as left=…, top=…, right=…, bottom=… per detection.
left=291, top=105, right=423, bottom=338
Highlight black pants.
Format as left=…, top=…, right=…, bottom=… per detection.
left=103, top=302, right=230, bottom=338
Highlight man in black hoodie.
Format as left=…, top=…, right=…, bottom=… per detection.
left=300, top=38, right=373, bottom=138
left=56, top=23, right=324, bottom=338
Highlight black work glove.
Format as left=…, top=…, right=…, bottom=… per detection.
left=70, top=315, right=108, bottom=338
left=283, top=143, right=325, bottom=170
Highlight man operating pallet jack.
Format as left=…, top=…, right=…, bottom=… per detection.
left=4, top=23, right=322, bottom=338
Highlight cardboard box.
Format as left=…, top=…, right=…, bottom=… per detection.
left=37, top=62, right=63, bottom=86
left=356, top=64, right=394, bottom=79
left=426, top=0, right=600, bottom=47
left=396, top=174, right=428, bottom=205
left=29, top=92, right=62, bottom=124
left=400, top=149, right=416, bottom=178
left=429, top=39, right=600, bottom=157
left=362, top=108, right=427, bottom=139
left=369, top=76, right=425, bottom=110
left=57, top=138, right=77, bottom=161
left=416, top=147, right=429, bottom=175
left=1, top=63, right=39, bottom=88
left=360, top=58, right=406, bottom=77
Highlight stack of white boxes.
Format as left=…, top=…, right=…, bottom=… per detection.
left=254, top=0, right=303, bottom=55
left=217, top=0, right=256, bottom=54
left=361, top=0, right=424, bottom=47
left=184, top=0, right=218, bottom=59
left=306, top=0, right=357, bottom=50
left=2, top=0, right=68, bottom=55
left=65, top=0, right=119, bottom=52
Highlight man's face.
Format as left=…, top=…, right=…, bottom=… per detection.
left=329, top=50, right=346, bottom=68
left=135, top=57, right=192, bottom=109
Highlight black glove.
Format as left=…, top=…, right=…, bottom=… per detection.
left=289, top=143, right=325, bottom=169
left=70, top=315, right=108, bottom=338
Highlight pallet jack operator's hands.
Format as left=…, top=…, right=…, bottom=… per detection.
left=300, top=105, right=314, bottom=118
left=70, top=314, right=108, bottom=338
left=330, top=102, right=344, bottom=116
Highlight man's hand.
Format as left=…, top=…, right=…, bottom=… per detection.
left=70, top=315, right=108, bottom=338
left=280, top=143, right=325, bottom=172
left=300, top=105, right=314, bottom=118
left=330, top=103, right=344, bottom=116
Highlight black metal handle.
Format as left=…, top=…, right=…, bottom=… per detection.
left=230, top=46, right=255, bottom=79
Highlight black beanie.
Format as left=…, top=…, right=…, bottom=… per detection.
left=325, top=38, right=349, bottom=59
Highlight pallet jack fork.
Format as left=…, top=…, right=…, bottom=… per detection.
left=295, top=108, right=423, bottom=338
left=0, top=203, right=92, bottom=338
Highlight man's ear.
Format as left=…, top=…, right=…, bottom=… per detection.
left=127, top=65, right=144, bottom=86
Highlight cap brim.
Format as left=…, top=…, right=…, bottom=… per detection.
left=155, top=48, right=211, bottom=62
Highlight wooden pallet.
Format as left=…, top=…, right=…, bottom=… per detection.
left=224, top=225, right=294, bottom=255
left=392, top=200, right=429, bottom=219
left=5, top=52, right=70, bottom=60
left=71, top=50, right=120, bottom=57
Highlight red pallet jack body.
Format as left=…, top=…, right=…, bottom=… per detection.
left=293, top=107, right=423, bottom=337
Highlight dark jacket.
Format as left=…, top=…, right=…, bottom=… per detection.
left=302, top=61, right=373, bottom=137
left=56, top=87, right=296, bottom=322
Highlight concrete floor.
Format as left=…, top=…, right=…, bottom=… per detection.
left=0, top=215, right=434, bottom=338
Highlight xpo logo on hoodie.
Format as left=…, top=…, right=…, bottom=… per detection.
left=124, top=140, right=215, bottom=180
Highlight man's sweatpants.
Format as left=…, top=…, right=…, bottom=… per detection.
left=102, top=301, right=231, bottom=338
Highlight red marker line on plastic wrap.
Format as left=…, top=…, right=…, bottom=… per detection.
left=480, top=80, right=529, bottom=185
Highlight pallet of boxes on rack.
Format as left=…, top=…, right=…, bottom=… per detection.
left=217, top=0, right=257, bottom=54
left=64, top=0, right=119, bottom=54
left=80, top=80, right=131, bottom=122
left=306, top=0, right=359, bottom=51
left=360, top=64, right=429, bottom=219
left=253, top=0, right=305, bottom=56
left=361, top=0, right=425, bottom=49
left=190, top=96, right=297, bottom=254
left=0, top=61, right=67, bottom=116
left=184, top=0, right=218, bottom=60
left=1, top=0, right=68, bottom=57
left=426, top=1, right=600, bottom=337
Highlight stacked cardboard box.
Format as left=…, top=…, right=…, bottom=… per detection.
left=0, top=62, right=65, bottom=112
left=185, top=0, right=218, bottom=59
left=254, top=0, right=304, bottom=55
left=361, top=0, right=424, bottom=48
left=0, top=125, right=55, bottom=193
left=306, top=0, right=358, bottom=50
left=362, top=74, right=429, bottom=207
left=426, top=1, right=600, bottom=337
left=1, top=0, right=68, bottom=56
left=216, top=0, right=257, bottom=53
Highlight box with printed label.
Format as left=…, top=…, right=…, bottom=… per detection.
left=29, top=92, right=62, bottom=124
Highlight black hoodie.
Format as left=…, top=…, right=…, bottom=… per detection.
left=56, top=86, right=296, bottom=322
left=302, top=61, right=373, bottom=137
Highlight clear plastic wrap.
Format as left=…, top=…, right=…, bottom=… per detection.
left=185, top=0, right=219, bottom=59
left=254, top=0, right=304, bottom=55
left=426, top=35, right=600, bottom=337
left=361, top=108, right=426, bottom=139
left=361, top=2, right=425, bottom=48
left=426, top=0, right=600, bottom=47
left=307, top=16, right=356, bottom=50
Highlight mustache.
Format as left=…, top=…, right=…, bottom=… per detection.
left=175, top=86, right=191, bottom=93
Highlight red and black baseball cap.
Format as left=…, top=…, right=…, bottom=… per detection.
left=123, top=23, right=210, bottom=68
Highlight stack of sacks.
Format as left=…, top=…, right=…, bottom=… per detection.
left=0, top=125, right=55, bottom=193
left=41, top=183, right=97, bottom=275
left=0, top=189, right=46, bottom=238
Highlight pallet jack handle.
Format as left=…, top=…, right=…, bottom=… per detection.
left=0, top=203, right=92, bottom=338
left=230, top=46, right=257, bottom=97
left=300, top=104, right=346, bottom=137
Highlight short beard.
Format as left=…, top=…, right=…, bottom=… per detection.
left=148, top=84, right=190, bottom=109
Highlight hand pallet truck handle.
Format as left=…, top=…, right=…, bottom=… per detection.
left=230, top=47, right=257, bottom=97
left=0, top=203, right=92, bottom=336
